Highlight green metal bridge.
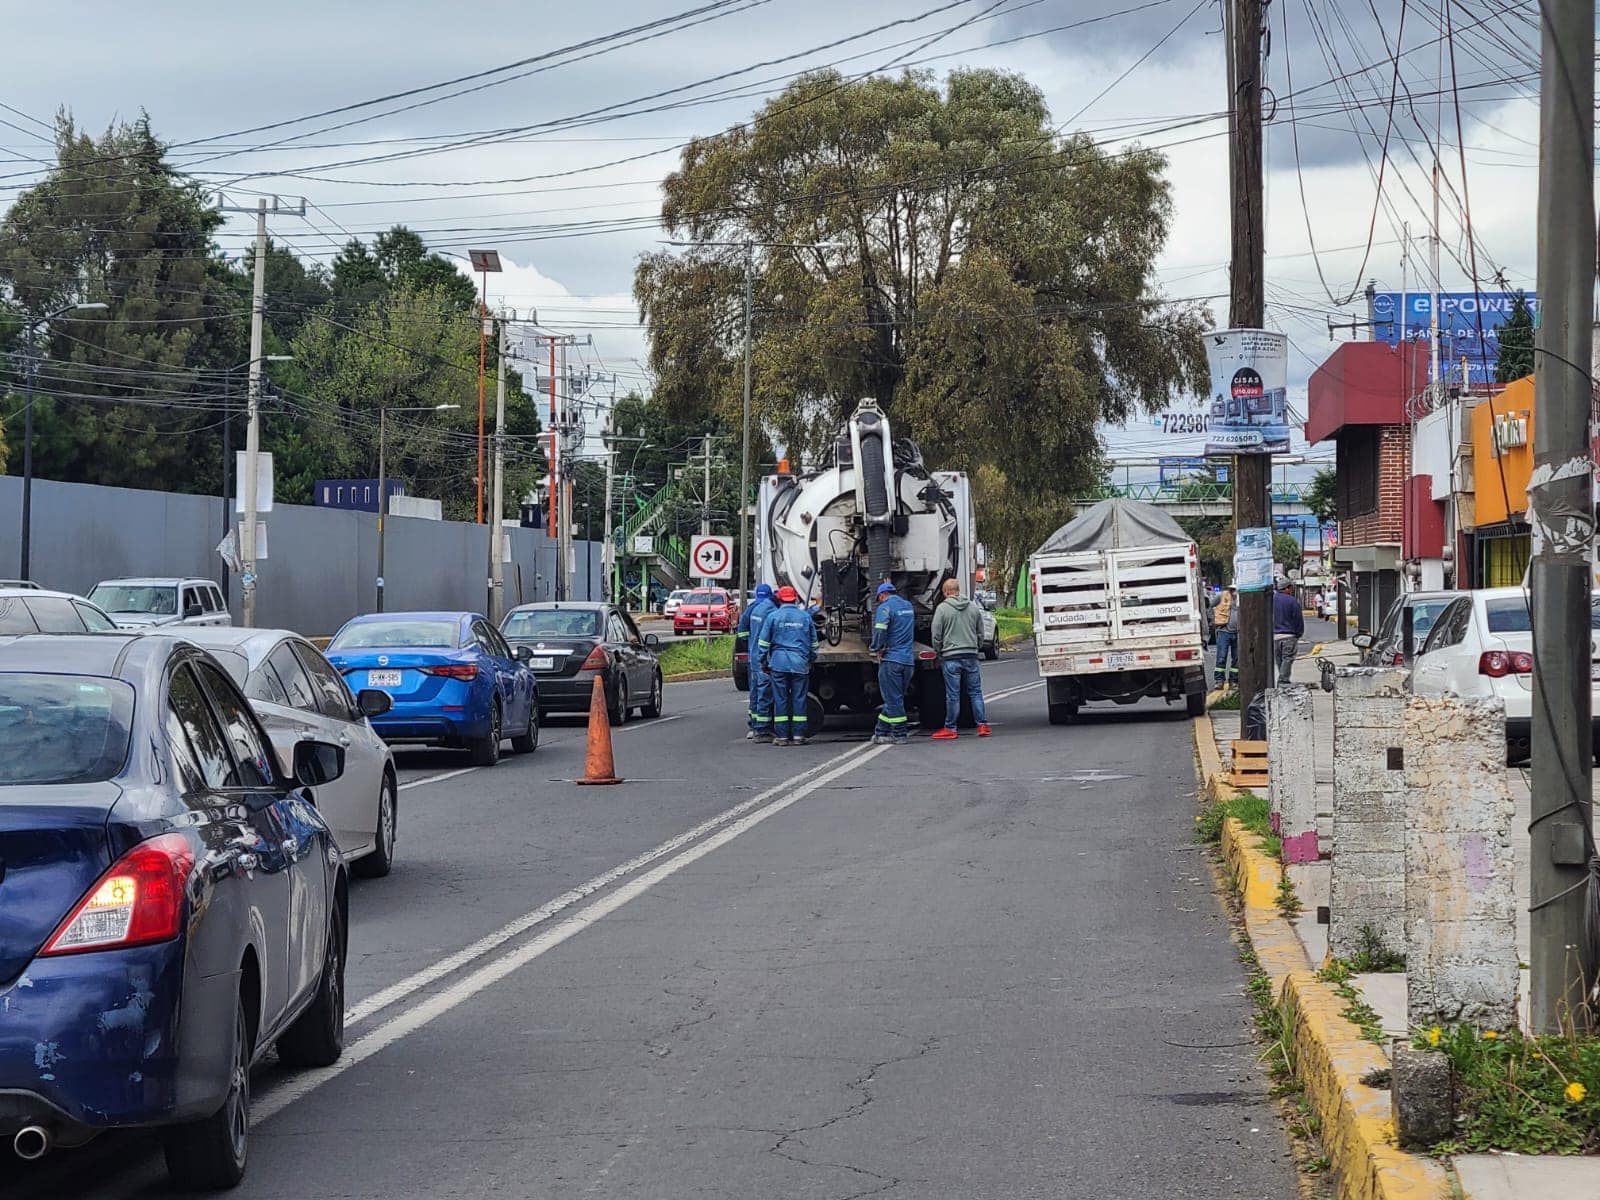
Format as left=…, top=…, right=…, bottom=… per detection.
left=1068, top=479, right=1317, bottom=516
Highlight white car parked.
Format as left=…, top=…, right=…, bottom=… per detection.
left=1410, top=586, right=1600, bottom=765
left=180, top=627, right=400, bottom=876
left=89, top=577, right=232, bottom=629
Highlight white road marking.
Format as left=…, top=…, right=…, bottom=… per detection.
left=258, top=743, right=889, bottom=1122
left=395, top=766, right=479, bottom=792
left=345, top=744, right=872, bottom=1027
left=984, top=680, right=1044, bottom=703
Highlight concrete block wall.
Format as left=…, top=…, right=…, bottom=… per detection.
left=1267, top=684, right=1318, bottom=864
left=1402, top=694, right=1519, bottom=1029
left=1330, top=667, right=1409, bottom=960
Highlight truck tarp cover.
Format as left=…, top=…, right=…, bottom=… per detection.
left=1035, top=499, right=1189, bottom=555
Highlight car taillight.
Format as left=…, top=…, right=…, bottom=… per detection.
left=582, top=645, right=610, bottom=670
left=1391, top=651, right=1405, bottom=666
left=1478, top=651, right=1533, bottom=678
left=41, top=833, right=196, bottom=956
left=735, top=653, right=749, bottom=663
left=917, top=650, right=937, bottom=661
left=421, top=664, right=478, bottom=680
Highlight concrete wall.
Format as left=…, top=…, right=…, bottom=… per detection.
left=1266, top=684, right=1318, bottom=864
left=0, top=475, right=604, bottom=636
left=1330, top=667, right=1409, bottom=960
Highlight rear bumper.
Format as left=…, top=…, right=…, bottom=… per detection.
left=534, top=673, right=609, bottom=712
left=0, top=941, right=232, bottom=1134
left=371, top=709, right=489, bottom=744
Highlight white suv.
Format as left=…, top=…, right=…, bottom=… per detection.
left=89, top=577, right=232, bottom=630
left=1410, top=586, right=1600, bottom=764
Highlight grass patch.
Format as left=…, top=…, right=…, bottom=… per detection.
left=1196, top=790, right=1281, bottom=858
left=1209, top=689, right=1241, bottom=711
left=994, top=608, right=1032, bottom=644
left=656, top=634, right=734, bottom=678
left=1417, top=1025, right=1600, bottom=1155
left=1345, top=923, right=1405, bottom=973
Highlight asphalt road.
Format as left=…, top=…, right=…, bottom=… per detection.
left=8, top=649, right=1296, bottom=1199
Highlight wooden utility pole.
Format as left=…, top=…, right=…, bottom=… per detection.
left=1528, top=0, right=1596, bottom=1031
left=1229, top=0, right=1270, bottom=714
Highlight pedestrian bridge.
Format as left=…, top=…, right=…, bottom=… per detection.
left=1068, top=480, right=1315, bottom=519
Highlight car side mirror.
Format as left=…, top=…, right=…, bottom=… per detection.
left=184, top=603, right=204, bottom=619
left=293, top=739, right=345, bottom=787
left=644, top=633, right=660, bottom=648
left=356, top=688, right=392, bottom=718
left=1352, top=633, right=1373, bottom=650
left=515, top=644, right=534, bottom=663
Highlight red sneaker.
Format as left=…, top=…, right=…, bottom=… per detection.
left=977, top=724, right=992, bottom=737
left=930, top=728, right=958, bottom=740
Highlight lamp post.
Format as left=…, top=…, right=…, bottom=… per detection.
left=221, top=355, right=292, bottom=605
left=18, top=301, right=107, bottom=580
left=376, top=403, right=460, bottom=611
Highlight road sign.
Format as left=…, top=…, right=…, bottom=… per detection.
left=690, top=534, right=732, bottom=579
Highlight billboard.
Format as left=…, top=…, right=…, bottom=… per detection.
left=1371, top=291, right=1536, bottom=383
left=1157, top=457, right=1229, bottom=489
left=1203, top=329, right=1291, bottom=456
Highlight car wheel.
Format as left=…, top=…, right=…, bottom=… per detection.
left=353, top=772, right=397, bottom=879
left=511, top=703, right=540, bottom=754
left=164, top=995, right=250, bottom=1191
left=609, top=678, right=629, bottom=727
left=982, top=641, right=999, bottom=662
left=276, top=900, right=347, bottom=1068
left=469, top=701, right=502, bottom=766
left=641, top=671, right=664, bottom=718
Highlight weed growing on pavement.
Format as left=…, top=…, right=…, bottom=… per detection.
left=1195, top=791, right=1281, bottom=858
left=657, top=635, right=734, bottom=678
left=1209, top=689, right=1241, bottom=711
left=1415, top=1024, right=1600, bottom=1155
left=1347, top=924, right=1404, bottom=973
left=1317, top=961, right=1387, bottom=1045
left=1275, top=870, right=1303, bottom=920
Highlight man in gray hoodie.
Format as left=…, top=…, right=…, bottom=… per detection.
left=929, top=578, right=990, bottom=739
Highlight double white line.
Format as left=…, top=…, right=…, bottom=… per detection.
left=257, top=742, right=888, bottom=1121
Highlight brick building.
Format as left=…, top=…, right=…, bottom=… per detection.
left=1306, top=341, right=1429, bottom=630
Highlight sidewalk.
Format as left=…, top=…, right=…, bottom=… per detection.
left=1199, top=641, right=1600, bottom=1200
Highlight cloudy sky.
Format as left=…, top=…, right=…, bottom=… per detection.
left=0, top=0, right=1544, bottom=474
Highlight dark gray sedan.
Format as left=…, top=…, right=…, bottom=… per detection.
left=501, top=602, right=663, bottom=726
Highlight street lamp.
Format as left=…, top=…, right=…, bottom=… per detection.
left=376, top=403, right=460, bottom=611
left=18, top=301, right=108, bottom=580
left=221, top=355, right=293, bottom=605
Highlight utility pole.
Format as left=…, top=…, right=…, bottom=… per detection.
left=548, top=333, right=561, bottom=600
left=1528, top=0, right=1596, bottom=1032
left=701, top=434, right=713, bottom=585
left=490, top=313, right=508, bottom=621
left=601, top=428, right=617, bottom=604
left=738, top=242, right=754, bottom=602
left=240, top=198, right=268, bottom=628
left=377, top=406, right=387, bottom=613
left=1228, top=0, right=1270, bottom=715
left=560, top=338, right=574, bottom=602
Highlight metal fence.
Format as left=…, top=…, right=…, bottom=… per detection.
left=0, top=475, right=604, bottom=636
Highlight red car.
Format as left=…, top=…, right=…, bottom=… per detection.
left=673, top=588, right=740, bottom=635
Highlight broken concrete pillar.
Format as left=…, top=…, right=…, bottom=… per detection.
left=1330, top=667, right=1408, bottom=961
left=1402, top=694, right=1519, bottom=1030
left=1391, top=1042, right=1454, bottom=1148
left=1267, top=684, right=1317, bottom=864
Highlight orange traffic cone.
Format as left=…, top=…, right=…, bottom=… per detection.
left=575, top=673, right=624, bottom=785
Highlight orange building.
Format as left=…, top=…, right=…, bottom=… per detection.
left=1468, top=376, right=1535, bottom=585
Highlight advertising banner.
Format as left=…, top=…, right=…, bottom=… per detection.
left=1371, top=291, right=1536, bottom=382
left=1234, top=526, right=1275, bottom=592
left=1203, top=329, right=1290, bottom=456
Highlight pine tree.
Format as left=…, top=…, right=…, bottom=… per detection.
left=1494, top=290, right=1535, bottom=383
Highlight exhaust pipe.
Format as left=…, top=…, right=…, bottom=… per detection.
left=13, top=1124, right=52, bottom=1161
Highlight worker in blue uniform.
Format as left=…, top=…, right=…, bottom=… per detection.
left=737, top=583, right=778, bottom=741
left=759, top=584, right=818, bottom=746
left=869, top=580, right=916, bottom=745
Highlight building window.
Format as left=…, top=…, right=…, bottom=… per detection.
left=1336, top=428, right=1379, bottom=520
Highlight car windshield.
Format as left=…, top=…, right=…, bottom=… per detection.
left=331, top=619, right=460, bottom=650
left=89, top=584, right=177, bottom=615
left=686, top=592, right=725, bottom=605
left=503, top=609, right=601, bottom=639
left=0, top=674, right=135, bottom=785
left=1411, top=600, right=1453, bottom=640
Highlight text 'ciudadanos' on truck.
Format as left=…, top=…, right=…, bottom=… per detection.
left=1028, top=499, right=1209, bottom=724
left=736, top=400, right=986, bottom=733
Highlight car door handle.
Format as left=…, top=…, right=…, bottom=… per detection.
left=282, top=839, right=297, bottom=860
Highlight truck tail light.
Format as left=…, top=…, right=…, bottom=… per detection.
left=42, top=834, right=196, bottom=956
left=917, top=650, right=937, bottom=661
left=1478, top=651, right=1532, bottom=678
left=582, top=645, right=611, bottom=671
left=421, top=663, right=478, bottom=680
left=1174, top=649, right=1198, bottom=662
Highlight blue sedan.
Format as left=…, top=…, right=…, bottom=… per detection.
left=0, top=634, right=351, bottom=1190
left=325, top=611, right=539, bottom=765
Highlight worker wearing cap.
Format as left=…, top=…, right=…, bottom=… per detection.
left=738, top=583, right=779, bottom=741
left=759, top=585, right=818, bottom=746
left=869, top=581, right=916, bottom=745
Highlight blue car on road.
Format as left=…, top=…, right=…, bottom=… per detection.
left=0, top=634, right=352, bottom=1190
left=325, top=611, right=539, bottom=765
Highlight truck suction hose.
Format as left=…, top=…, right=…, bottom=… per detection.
left=857, top=411, right=893, bottom=585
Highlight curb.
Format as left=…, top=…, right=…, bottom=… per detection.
left=1193, top=714, right=1451, bottom=1200
left=664, top=669, right=729, bottom=683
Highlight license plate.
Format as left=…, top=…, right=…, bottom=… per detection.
left=529, top=657, right=555, bottom=671
left=1106, top=652, right=1137, bottom=669
left=367, top=670, right=402, bottom=688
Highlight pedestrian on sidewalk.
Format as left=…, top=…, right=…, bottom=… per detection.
left=930, top=578, right=990, bottom=740
left=759, top=584, right=817, bottom=746
left=1213, top=585, right=1239, bottom=686
left=1272, top=575, right=1305, bottom=684
left=738, top=583, right=778, bottom=741
left=869, top=580, right=915, bottom=745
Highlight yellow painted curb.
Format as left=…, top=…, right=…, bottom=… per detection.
left=1192, top=715, right=1451, bottom=1200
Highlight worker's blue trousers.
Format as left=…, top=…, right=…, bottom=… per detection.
left=770, top=670, right=809, bottom=740
left=747, top=659, right=773, bottom=733
left=875, top=660, right=912, bottom=741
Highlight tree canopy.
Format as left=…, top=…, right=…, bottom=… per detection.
left=635, top=68, right=1208, bottom=567
left=1494, top=290, right=1534, bottom=384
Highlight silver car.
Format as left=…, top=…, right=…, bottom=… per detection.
left=181, top=627, right=399, bottom=877
left=0, top=586, right=120, bottom=633
left=89, top=577, right=232, bottom=630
